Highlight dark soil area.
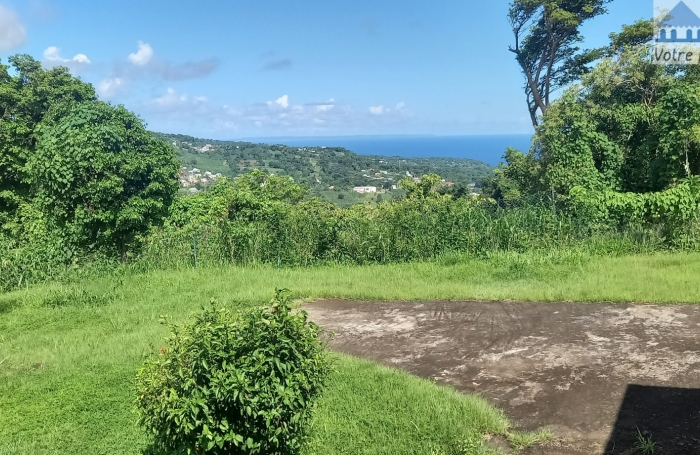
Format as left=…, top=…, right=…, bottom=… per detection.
left=305, top=300, right=700, bottom=455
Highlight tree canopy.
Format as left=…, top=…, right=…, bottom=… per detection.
left=508, top=0, right=612, bottom=126
left=0, top=55, right=97, bottom=231
left=0, top=55, right=179, bottom=259
left=490, top=20, right=693, bottom=197
left=30, top=102, right=179, bottom=257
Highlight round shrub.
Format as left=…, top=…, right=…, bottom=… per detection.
left=136, top=290, right=332, bottom=455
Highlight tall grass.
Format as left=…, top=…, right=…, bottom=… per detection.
left=0, top=234, right=122, bottom=293
left=139, top=197, right=664, bottom=271
left=0, top=193, right=675, bottom=292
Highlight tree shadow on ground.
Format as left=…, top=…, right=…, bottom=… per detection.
left=604, top=384, right=700, bottom=455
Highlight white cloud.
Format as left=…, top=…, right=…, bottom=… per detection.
left=0, top=4, right=26, bottom=51
left=317, top=98, right=335, bottom=112
left=369, top=105, right=385, bottom=115
left=101, top=43, right=218, bottom=88
left=42, top=46, right=91, bottom=73
left=43, top=46, right=61, bottom=61
left=396, top=102, right=406, bottom=110
left=73, top=54, right=91, bottom=64
left=154, top=88, right=179, bottom=106
left=274, top=94, right=289, bottom=109
left=139, top=93, right=414, bottom=137
left=97, top=78, right=123, bottom=98
left=43, top=46, right=92, bottom=64
left=151, top=88, right=209, bottom=109
left=128, top=41, right=154, bottom=66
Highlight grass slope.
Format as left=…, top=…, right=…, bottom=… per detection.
left=1, top=251, right=699, bottom=454
left=307, top=356, right=509, bottom=455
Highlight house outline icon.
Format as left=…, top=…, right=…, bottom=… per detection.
left=657, top=0, right=700, bottom=42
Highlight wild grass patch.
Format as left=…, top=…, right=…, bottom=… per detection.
left=506, top=428, right=554, bottom=450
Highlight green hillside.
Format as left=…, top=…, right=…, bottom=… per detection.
left=154, top=133, right=494, bottom=204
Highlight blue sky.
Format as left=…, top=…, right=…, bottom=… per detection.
left=0, top=0, right=650, bottom=139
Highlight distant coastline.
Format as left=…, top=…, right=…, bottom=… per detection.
left=238, top=134, right=533, bottom=166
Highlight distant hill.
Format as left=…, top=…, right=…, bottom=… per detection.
left=154, top=132, right=494, bottom=203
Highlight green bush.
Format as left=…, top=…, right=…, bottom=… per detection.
left=30, top=101, right=180, bottom=259
left=135, top=290, right=333, bottom=455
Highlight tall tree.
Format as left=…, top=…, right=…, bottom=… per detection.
left=29, top=102, right=180, bottom=258
left=487, top=21, right=658, bottom=199
left=0, top=55, right=96, bottom=230
left=508, top=0, right=612, bottom=127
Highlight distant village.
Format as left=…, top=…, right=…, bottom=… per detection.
left=179, top=166, right=223, bottom=193
left=175, top=141, right=224, bottom=193
left=350, top=169, right=477, bottom=196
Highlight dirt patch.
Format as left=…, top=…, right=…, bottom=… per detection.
left=305, top=300, right=700, bottom=455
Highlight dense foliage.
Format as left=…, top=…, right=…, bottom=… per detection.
left=136, top=290, right=332, bottom=455
left=0, top=55, right=179, bottom=278
left=489, top=23, right=700, bottom=246
left=138, top=172, right=660, bottom=271
left=0, top=55, right=97, bottom=232
left=494, top=22, right=694, bottom=194
left=30, top=102, right=179, bottom=259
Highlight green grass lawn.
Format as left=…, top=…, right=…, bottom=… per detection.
left=1, top=251, right=699, bottom=454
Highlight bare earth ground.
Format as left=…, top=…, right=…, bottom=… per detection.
left=304, top=300, right=700, bottom=455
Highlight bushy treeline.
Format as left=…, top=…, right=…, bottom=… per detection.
left=136, top=170, right=682, bottom=272
left=484, top=23, right=700, bottom=249
left=486, top=21, right=700, bottom=219
left=3, top=167, right=698, bottom=293
left=0, top=55, right=179, bottom=290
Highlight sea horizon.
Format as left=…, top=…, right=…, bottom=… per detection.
left=237, top=134, right=533, bottom=166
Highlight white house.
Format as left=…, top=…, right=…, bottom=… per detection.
left=353, top=186, right=378, bottom=194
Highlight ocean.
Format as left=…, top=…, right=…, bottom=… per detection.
left=240, top=135, right=533, bottom=166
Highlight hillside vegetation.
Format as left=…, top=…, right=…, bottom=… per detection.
left=155, top=132, right=493, bottom=203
